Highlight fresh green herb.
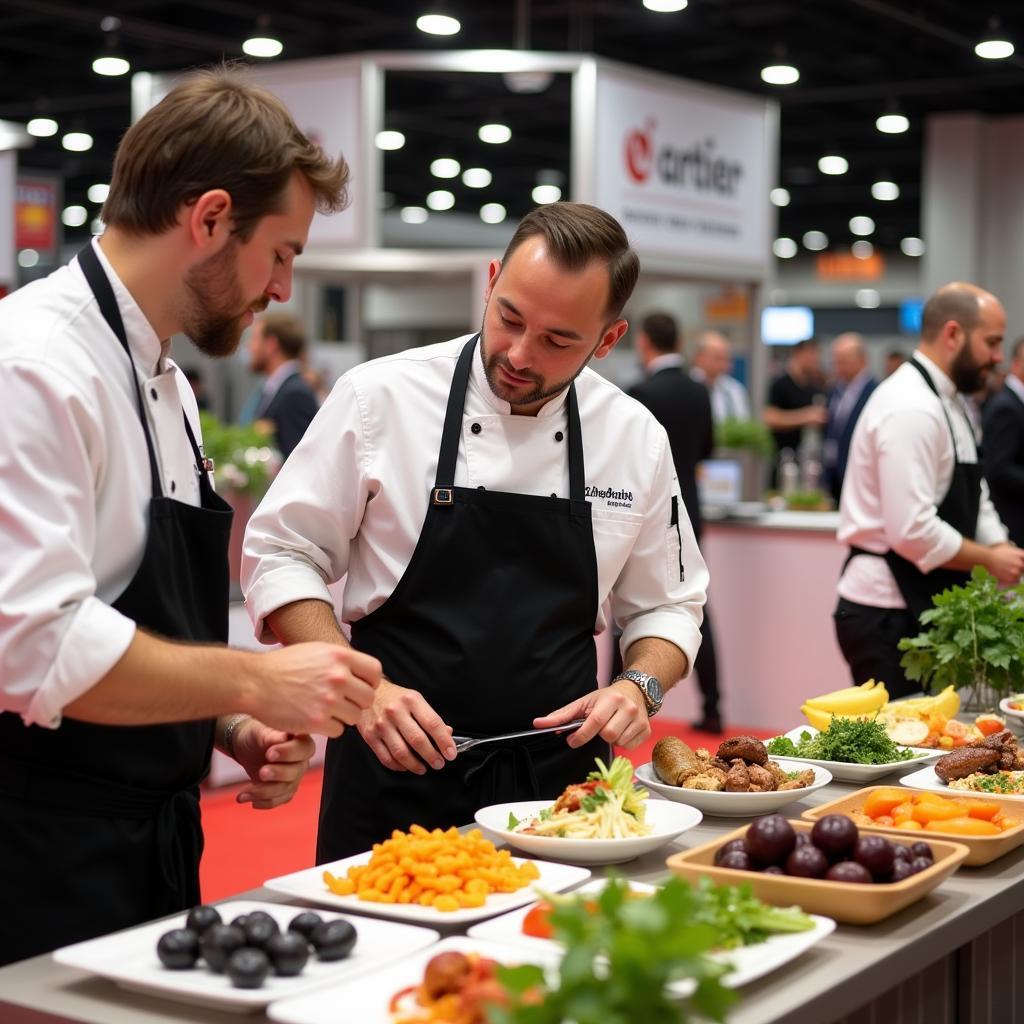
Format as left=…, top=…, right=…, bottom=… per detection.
left=538, top=808, right=552, bottom=821
left=766, top=736, right=799, bottom=757
left=507, top=811, right=520, bottom=830
left=767, top=719, right=916, bottom=764
left=580, top=787, right=610, bottom=813
left=586, top=756, right=648, bottom=820
left=688, top=876, right=814, bottom=949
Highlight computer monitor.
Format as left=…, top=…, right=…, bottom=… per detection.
left=761, top=306, right=814, bottom=346
left=900, top=298, right=923, bottom=335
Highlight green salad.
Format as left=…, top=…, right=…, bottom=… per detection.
left=766, top=717, right=917, bottom=764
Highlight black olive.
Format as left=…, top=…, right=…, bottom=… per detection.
left=266, top=931, right=310, bottom=976
left=200, top=924, right=246, bottom=973
left=245, top=910, right=279, bottom=932
left=229, top=914, right=251, bottom=931
left=185, top=905, right=222, bottom=936
left=156, top=928, right=200, bottom=970
left=242, top=916, right=279, bottom=949
left=288, top=911, right=324, bottom=940
left=311, top=919, right=357, bottom=961
left=225, top=947, right=270, bottom=989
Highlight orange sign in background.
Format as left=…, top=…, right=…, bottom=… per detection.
left=816, top=252, right=886, bottom=281
left=16, top=177, right=58, bottom=253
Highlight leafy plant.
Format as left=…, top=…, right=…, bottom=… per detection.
left=767, top=719, right=916, bottom=765
left=198, top=412, right=280, bottom=498
left=898, top=566, right=1024, bottom=704
left=714, top=417, right=775, bottom=460
left=785, top=489, right=828, bottom=511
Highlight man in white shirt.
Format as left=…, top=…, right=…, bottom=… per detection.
left=690, top=329, right=751, bottom=424
left=836, top=283, right=1024, bottom=697
left=242, top=203, right=708, bottom=859
left=0, top=69, right=380, bottom=964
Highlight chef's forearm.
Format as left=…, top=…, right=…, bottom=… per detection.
left=266, top=598, right=349, bottom=647
left=622, top=636, right=687, bottom=690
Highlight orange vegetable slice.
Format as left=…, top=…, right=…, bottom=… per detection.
left=862, top=788, right=908, bottom=819
left=912, top=800, right=965, bottom=824
left=963, top=800, right=1001, bottom=821
left=924, top=817, right=1000, bottom=837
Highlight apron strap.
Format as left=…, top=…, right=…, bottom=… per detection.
left=77, top=243, right=164, bottom=500
left=907, top=356, right=976, bottom=461
left=566, top=381, right=585, bottom=504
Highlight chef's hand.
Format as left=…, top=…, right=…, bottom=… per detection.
left=231, top=719, right=316, bottom=810
left=253, top=643, right=381, bottom=737
left=986, top=543, right=1024, bottom=586
left=534, top=681, right=651, bottom=750
left=358, top=679, right=457, bottom=775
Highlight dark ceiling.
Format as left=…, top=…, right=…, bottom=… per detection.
left=3, top=0, right=1024, bottom=257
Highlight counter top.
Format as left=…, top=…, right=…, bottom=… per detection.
left=703, top=508, right=840, bottom=534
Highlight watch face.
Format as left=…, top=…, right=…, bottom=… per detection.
left=647, top=676, right=664, bottom=704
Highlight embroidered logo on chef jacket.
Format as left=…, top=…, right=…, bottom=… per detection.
left=585, top=485, right=634, bottom=509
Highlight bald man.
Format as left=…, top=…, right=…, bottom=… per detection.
left=690, top=330, right=751, bottom=424
left=836, top=283, right=1024, bottom=697
left=823, top=333, right=876, bottom=504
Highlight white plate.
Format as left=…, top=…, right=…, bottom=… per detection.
left=473, top=798, right=703, bottom=865
left=999, top=697, right=1024, bottom=723
left=264, top=855, right=590, bottom=926
left=900, top=764, right=1024, bottom=800
left=634, top=758, right=832, bottom=817
left=267, top=935, right=559, bottom=1024
left=467, top=879, right=836, bottom=991
left=51, top=899, right=439, bottom=1014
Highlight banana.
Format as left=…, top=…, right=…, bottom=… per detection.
left=805, top=680, right=888, bottom=716
left=886, top=685, right=960, bottom=719
left=800, top=704, right=836, bottom=731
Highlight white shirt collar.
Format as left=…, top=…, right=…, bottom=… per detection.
left=648, top=353, right=684, bottom=374
left=469, top=335, right=571, bottom=419
left=912, top=350, right=957, bottom=399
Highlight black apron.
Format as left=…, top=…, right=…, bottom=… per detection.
left=317, top=336, right=609, bottom=861
left=0, top=244, right=233, bottom=965
left=846, top=357, right=981, bottom=623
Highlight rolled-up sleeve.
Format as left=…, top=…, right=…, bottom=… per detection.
left=975, top=479, right=1008, bottom=546
left=0, top=363, right=136, bottom=728
left=613, top=430, right=707, bottom=675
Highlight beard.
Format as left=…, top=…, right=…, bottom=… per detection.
left=950, top=341, right=991, bottom=394
left=182, top=241, right=267, bottom=358
left=479, top=324, right=593, bottom=408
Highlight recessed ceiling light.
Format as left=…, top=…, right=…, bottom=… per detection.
left=243, top=37, right=283, bottom=58
left=400, top=206, right=429, bottom=224
left=761, top=64, right=800, bottom=85
left=479, top=123, right=511, bottom=144
left=819, top=155, right=849, bottom=175
left=27, top=117, right=58, bottom=137
left=462, top=167, right=492, bottom=188
left=769, top=187, right=791, bottom=207
left=851, top=240, right=874, bottom=259
left=87, top=183, right=110, bottom=204
left=802, top=230, right=828, bottom=251
left=480, top=202, right=507, bottom=224
left=375, top=130, right=406, bottom=151
left=975, top=39, right=1014, bottom=60
left=61, top=205, right=88, bottom=227
left=850, top=216, right=875, bottom=236
left=430, top=158, right=460, bottom=179
left=856, top=288, right=881, bottom=309
left=532, top=184, right=561, bottom=205
left=772, top=237, right=798, bottom=259
left=876, top=113, right=909, bottom=134
left=17, top=249, right=39, bottom=269
left=901, top=236, right=925, bottom=257
left=426, top=189, right=455, bottom=211
left=91, top=218, right=105, bottom=235
left=62, top=132, right=93, bottom=152
left=417, top=13, right=461, bottom=35
left=642, top=0, right=688, bottom=11
left=92, top=56, right=130, bottom=77
left=871, top=180, right=900, bottom=201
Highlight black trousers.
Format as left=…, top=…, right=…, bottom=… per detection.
left=833, top=597, right=920, bottom=699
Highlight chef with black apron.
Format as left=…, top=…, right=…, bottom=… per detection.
left=243, top=203, right=709, bottom=860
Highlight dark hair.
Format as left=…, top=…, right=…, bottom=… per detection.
left=921, top=285, right=981, bottom=341
left=261, top=313, right=306, bottom=360
left=640, top=312, right=679, bottom=353
left=103, top=66, right=349, bottom=240
left=792, top=337, right=819, bottom=353
left=500, top=202, right=639, bottom=319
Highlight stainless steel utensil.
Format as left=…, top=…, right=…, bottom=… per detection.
left=450, top=719, right=587, bottom=754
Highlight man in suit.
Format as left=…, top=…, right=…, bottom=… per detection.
left=690, top=329, right=751, bottom=424
left=628, top=312, right=721, bottom=732
left=983, top=336, right=1024, bottom=545
left=247, top=313, right=320, bottom=458
left=824, top=333, right=877, bottom=505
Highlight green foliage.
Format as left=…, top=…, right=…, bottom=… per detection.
left=785, top=490, right=828, bottom=511
left=198, top=412, right=279, bottom=498
left=898, top=566, right=1024, bottom=699
left=714, top=418, right=775, bottom=460
left=588, top=756, right=647, bottom=819
left=766, top=720, right=916, bottom=765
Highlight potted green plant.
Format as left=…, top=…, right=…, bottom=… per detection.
left=897, top=565, right=1024, bottom=711
left=713, top=418, right=775, bottom=501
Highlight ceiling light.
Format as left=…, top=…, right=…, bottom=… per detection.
left=802, top=230, right=828, bottom=251
left=417, top=13, right=461, bottom=35
left=480, top=202, right=507, bottom=224
left=27, top=117, right=58, bottom=137
left=532, top=184, right=561, bottom=204
left=772, top=237, right=798, bottom=259
left=851, top=240, right=874, bottom=259
left=62, top=132, right=93, bottom=152
left=17, top=249, right=39, bottom=269
left=400, top=206, right=429, bottom=224
left=87, top=183, right=109, bottom=204
left=761, top=64, right=800, bottom=85
left=462, top=167, right=492, bottom=188
left=769, top=187, right=790, bottom=207
left=901, top=236, right=925, bottom=257
left=856, top=288, right=881, bottom=309
left=876, top=113, right=909, bottom=134
left=975, top=38, right=1014, bottom=60
left=479, top=123, right=511, bottom=144
left=375, top=130, right=406, bottom=151
left=642, top=0, right=688, bottom=10
left=426, top=189, right=455, bottom=211
left=850, top=216, right=875, bottom=236
left=819, top=155, right=849, bottom=175
left=430, top=158, right=460, bottom=178
left=243, top=36, right=283, bottom=58
left=92, top=56, right=130, bottom=76
left=91, top=218, right=105, bottom=235
left=61, top=205, right=88, bottom=228
left=871, top=180, right=900, bottom=201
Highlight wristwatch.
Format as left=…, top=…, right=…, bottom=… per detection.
left=613, top=670, right=664, bottom=717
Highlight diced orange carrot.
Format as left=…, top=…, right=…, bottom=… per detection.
left=863, top=789, right=909, bottom=819
left=925, top=817, right=1000, bottom=837
left=913, top=801, right=965, bottom=824
left=963, top=800, right=1001, bottom=821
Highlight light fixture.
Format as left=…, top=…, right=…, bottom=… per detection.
left=851, top=240, right=874, bottom=259
left=819, top=155, right=849, bottom=175
left=802, top=230, right=828, bottom=251
left=532, top=184, right=561, bottom=204
left=975, top=38, right=1014, bottom=59
left=426, top=189, right=455, bottom=211
left=93, top=55, right=130, bottom=76
left=87, top=183, right=110, bottom=204
left=769, top=187, right=791, bottom=207
left=416, top=13, right=461, bottom=35
left=243, top=36, right=283, bottom=58
left=375, top=130, right=406, bottom=151
left=480, top=202, right=507, bottom=224
left=876, top=113, right=909, bottom=134
left=92, top=20, right=130, bottom=77
left=430, top=158, right=460, bottom=179
left=62, top=131, right=93, bottom=152
left=400, top=206, right=429, bottom=224
left=901, top=236, right=925, bottom=257
left=61, top=205, right=88, bottom=228
left=27, top=117, right=58, bottom=138
left=17, top=249, right=39, bottom=269
left=850, top=216, right=876, bottom=236
left=91, top=218, right=105, bottom=235
left=761, top=64, right=800, bottom=85
left=772, top=237, right=798, bottom=259
left=462, top=167, right=492, bottom=188
left=642, top=0, right=688, bottom=10
left=871, top=180, right=900, bottom=201
left=479, top=123, right=511, bottom=144
left=856, top=288, right=881, bottom=309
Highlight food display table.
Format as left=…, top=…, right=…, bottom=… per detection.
left=2, top=759, right=1021, bottom=1024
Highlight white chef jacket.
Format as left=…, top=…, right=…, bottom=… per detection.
left=837, top=351, right=1007, bottom=609
left=0, top=239, right=204, bottom=728
left=690, top=367, right=751, bottom=424
left=242, top=336, right=707, bottom=670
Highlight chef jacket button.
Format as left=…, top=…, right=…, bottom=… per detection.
left=471, top=422, right=482, bottom=434
left=170, top=480, right=176, bottom=493
left=550, top=492, right=557, bottom=498
left=554, top=431, right=564, bottom=442
left=150, top=388, right=158, bottom=400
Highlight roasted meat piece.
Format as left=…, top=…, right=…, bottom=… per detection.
left=747, top=763, right=778, bottom=792
left=980, top=730, right=1024, bottom=771
left=724, top=758, right=751, bottom=792
left=717, top=736, right=768, bottom=766
left=682, top=769, right=727, bottom=791
left=652, top=737, right=703, bottom=786
left=779, top=769, right=815, bottom=790
left=935, top=745, right=1002, bottom=782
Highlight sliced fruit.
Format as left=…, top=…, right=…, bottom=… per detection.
left=885, top=719, right=929, bottom=746
left=976, top=714, right=1006, bottom=737
left=863, top=788, right=908, bottom=818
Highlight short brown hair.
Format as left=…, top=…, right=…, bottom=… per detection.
left=641, top=312, right=679, bottom=353
left=500, top=202, right=640, bottom=320
left=103, top=66, right=349, bottom=240
left=260, top=313, right=306, bottom=360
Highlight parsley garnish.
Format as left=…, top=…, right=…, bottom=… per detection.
left=766, top=718, right=916, bottom=764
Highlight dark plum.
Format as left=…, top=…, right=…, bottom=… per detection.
left=200, top=924, right=246, bottom=973
left=890, top=858, right=916, bottom=882
left=185, top=905, right=222, bottom=936
left=909, top=842, right=934, bottom=863
left=891, top=843, right=912, bottom=862
left=853, top=835, right=896, bottom=880
left=311, top=919, right=358, bottom=961
left=156, top=928, right=200, bottom=970
left=288, top=911, right=324, bottom=940
left=744, top=815, right=797, bottom=867
left=810, top=815, right=859, bottom=860
left=910, top=856, right=934, bottom=875
left=794, top=832, right=814, bottom=847
left=225, top=947, right=270, bottom=989
left=242, top=916, right=279, bottom=950
left=718, top=849, right=753, bottom=872
left=761, top=865, right=786, bottom=875
left=786, top=844, right=829, bottom=879
left=713, top=839, right=748, bottom=866
left=825, top=861, right=873, bottom=884
left=266, top=932, right=310, bottom=977
left=229, top=914, right=251, bottom=931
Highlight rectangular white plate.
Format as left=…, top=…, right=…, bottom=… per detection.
left=265, top=855, right=590, bottom=926
left=267, top=935, right=560, bottom=1024
left=52, top=899, right=439, bottom=1013
left=465, top=879, right=836, bottom=991
left=769, top=727, right=937, bottom=782
left=900, top=764, right=1024, bottom=799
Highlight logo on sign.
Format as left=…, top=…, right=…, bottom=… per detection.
left=624, top=120, right=655, bottom=183
left=623, top=120, right=744, bottom=196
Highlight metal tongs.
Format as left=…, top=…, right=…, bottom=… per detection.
left=451, top=719, right=587, bottom=754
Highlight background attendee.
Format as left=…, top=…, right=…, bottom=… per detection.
left=630, top=312, right=721, bottom=733
left=183, top=365, right=210, bottom=411
left=763, top=338, right=828, bottom=470
left=823, top=333, right=877, bottom=505
left=690, top=329, right=751, bottom=424
left=836, top=283, right=1024, bottom=697
left=246, top=313, right=320, bottom=458
left=884, top=349, right=907, bottom=378
left=983, top=336, right=1024, bottom=545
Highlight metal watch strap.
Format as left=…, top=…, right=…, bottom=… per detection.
left=221, top=713, right=249, bottom=759
left=612, top=670, right=662, bottom=717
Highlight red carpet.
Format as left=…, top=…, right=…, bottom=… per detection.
left=199, top=718, right=778, bottom=902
